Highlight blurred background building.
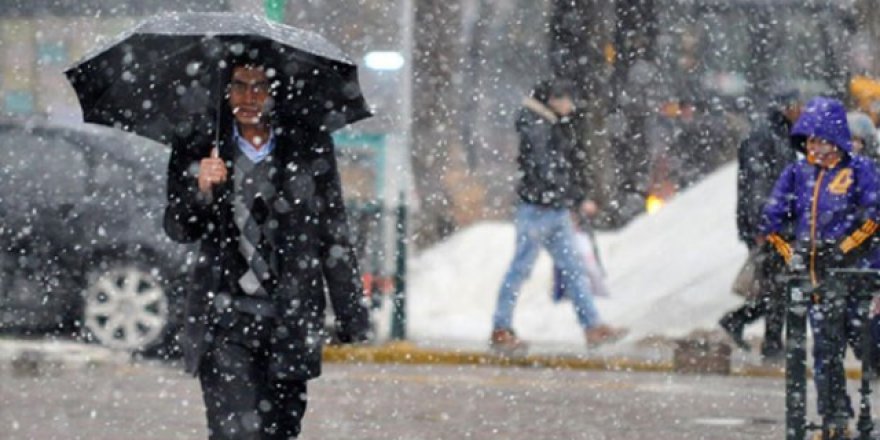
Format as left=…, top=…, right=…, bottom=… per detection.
left=2, top=0, right=880, bottom=248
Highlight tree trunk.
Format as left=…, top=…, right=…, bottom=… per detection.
left=411, top=0, right=462, bottom=246
left=855, top=0, right=880, bottom=74
left=460, top=0, right=492, bottom=170
left=549, top=0, right=616, bottom=225
left=549, top=0, right=609, bottom=105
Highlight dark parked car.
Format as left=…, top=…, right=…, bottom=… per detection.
left=0, top=118, right=192, bottom=353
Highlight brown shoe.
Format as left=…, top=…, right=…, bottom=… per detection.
left=811, top=426, right=852, bottom=440
left=490, top=328, right=528, bottom=356
left=585, top=325, right=628, bottom=347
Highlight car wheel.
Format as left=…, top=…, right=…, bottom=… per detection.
left=82, top=263, right=169, bottom=352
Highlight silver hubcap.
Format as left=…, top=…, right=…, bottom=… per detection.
left=83, top=265, right=168, bottom=350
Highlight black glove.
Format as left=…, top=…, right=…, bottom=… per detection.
left=788, top=244, right=811, bottom=274
left=335, top=322, right=372, bottom=344
left=814, top=240, right=858, bottom=273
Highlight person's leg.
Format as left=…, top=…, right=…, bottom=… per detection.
left=845, top=295, right=866, bottom=359
left=761, top=256, right=785, bottom=357
left=718, top=301, right=757, bottom=351
left=810, top=303, right=831, bottom=419
left=492, top=204, right=542, bottom=331
left=541, top=210, right=600, bottom=329
left=720, top=251, right=768, bottom=333
left=871, top=310, right=880, bottom=370
left=762, top=297, right=786, bottom=353
left=809, top=301, right=852, bottom=421
left=721, top=299, right=765, bottom=328
left=720, top=252, right=778, bottom=352
left=199, top=320, right=267, bottom=440
left=266, top=380, right=308, bottom=439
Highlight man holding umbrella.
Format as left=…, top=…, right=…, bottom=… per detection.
left=65, top=13, right=372, bottom=439
left=173, top=57, right=372, bottom=439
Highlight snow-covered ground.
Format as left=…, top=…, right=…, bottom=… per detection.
left=379, top=162, right=749, bottom=348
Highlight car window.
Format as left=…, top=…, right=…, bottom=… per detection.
left=0, top=127, right=89, bottom=210
left=68, top=127, right=169, bottom=195
left=89, top=147, right=166, bottom=201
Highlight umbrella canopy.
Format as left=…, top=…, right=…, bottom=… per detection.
left=65, top=12, right=372, bottom=145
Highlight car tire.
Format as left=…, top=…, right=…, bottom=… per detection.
left=81, top=260, right=172, bottom=353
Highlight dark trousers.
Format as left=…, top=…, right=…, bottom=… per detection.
left=808, top=275, right=880, bottom=419
left=199, top=313, right=308, bottom=440
left=724, top=250, right=786, bottom=352
left=809, top=296, right=864, bottom=418
left=726, top=289, right=785, bottom=347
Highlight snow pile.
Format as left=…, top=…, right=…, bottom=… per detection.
left=404, top=163, right=747, bottom=345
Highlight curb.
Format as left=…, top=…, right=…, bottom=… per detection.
left=324, top=342, right=868, bottom=380
left=324, top=342, right=669, bottom=374
left=0, top=338, right=131, bottom=375
left=0, top=339, right=867, bottom=380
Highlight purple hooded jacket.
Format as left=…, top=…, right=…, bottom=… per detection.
left=760, top=97, right=880, bottom=276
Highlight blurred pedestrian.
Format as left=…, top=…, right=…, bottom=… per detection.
left=611, top=51, right=671, bottom=219
left=719, top=88, right=802, bottom=360
left=848, top=111, right=879, bottom=160
left=163, top=58, right=370, bottom=439
left=490, top=79, right=626, bottom=355
left=847, top=110, right=880, bottom=376
left=761, top=97, right=880, bottom=429
left=675, top=98, right=738, bottom=187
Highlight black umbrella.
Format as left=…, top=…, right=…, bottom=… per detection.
left=65, top=12, right=372, bottom=145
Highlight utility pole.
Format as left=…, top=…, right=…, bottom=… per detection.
left=387, top=0, right=415, bottom=341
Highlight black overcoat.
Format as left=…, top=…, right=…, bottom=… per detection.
left=163, top=122, right=370, bottom=380
left=736, top=109, right=797, bottom=248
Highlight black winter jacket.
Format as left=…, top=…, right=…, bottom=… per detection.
left=515, top=97, right=588, bottom=208
left=736, top=109, right=797, bottom=248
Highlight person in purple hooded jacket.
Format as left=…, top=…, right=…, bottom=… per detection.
left=761, top=96, right=880, bottom=426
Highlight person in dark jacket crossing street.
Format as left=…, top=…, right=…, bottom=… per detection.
left=719, top=89, right=802, bottom=359
left=490, top=79, right=626, bottom=354
left=164, top=59, right=370, bottom=439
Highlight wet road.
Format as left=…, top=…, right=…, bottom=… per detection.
left=0, top=356, right=800, bottom=440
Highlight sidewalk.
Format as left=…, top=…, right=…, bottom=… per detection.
left=0, top=334, right=867, bottom=380
left=324, top=334, right=874, bottom=380
left=325, top=339, right=734, bottom=377
left=0, top=336, right=131, bottom=372
left=325, top=340, right=672, bottom=373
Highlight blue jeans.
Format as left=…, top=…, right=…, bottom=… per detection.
left=493, top=203, right=601, bottom=330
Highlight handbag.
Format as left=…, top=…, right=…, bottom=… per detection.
left=732, top=249, right=762, bottom=299
left=551, top=229, right=611, bottom=301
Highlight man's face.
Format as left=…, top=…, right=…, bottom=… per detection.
left=548, top=95, right=575, bottom=117
left=852, top=137, right=865, bottom=155
left=783, top=103, right=803, bottom=124
left=228, top=66, right=271, bottom=126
